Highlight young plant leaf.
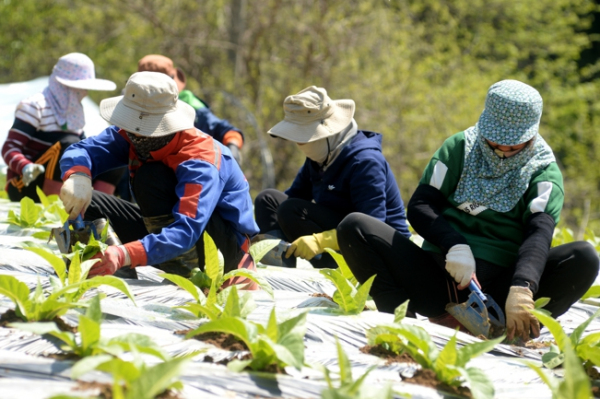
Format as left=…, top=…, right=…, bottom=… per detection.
left=249, top=238, right=280, bottom=264
left=204, top=232, right=222, bottom=282
left=222, top=268, right=274, bottom=298
left=0, top=275, right=30, bottom=317
left=324, top=247, right=358, bottom=286
left=161, top=273, right=205, bottom=303
left=25, top=247, right=67, bottom=284
left=394, top=300, right=410, bottom=323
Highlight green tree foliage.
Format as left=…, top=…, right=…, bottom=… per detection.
left=2, top=0, right=600, bottom=233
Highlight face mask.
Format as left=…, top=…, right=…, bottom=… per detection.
left=127, top=132, right=177, bottom=161
left=297, top=138, right=329, bottom=163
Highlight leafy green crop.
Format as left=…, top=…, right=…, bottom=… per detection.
left=12, top=295, right=167, bottom=360
left=162, top=232, right=272, bottom=320
left=318, top=268, right=375, bottom=315
left=526, top=309, right=593, bottom=399
left=186, top=308, right=307, bottom=372
left=529, top=308, right=600, bottom=373
left=320, top=337, right=392, bottom=399
left=0, top=243, right=135, bottom=322
left=366, top=321, right=503, bottom=399
left=6, top=188, right=68, bottom=228
left=67, top=353, right=195, bottom=399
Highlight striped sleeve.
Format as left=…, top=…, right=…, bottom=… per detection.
left=522, top=163, right=564, bottom=224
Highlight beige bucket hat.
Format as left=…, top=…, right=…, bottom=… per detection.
left=99, top=71, right=195, bottom=137
left=268, top=86, right=355, bottom=143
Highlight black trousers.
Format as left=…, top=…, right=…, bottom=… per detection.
left=84, top=162, right=246, bottom=275
left=254, top=188, right=347, bottom=268
left=337, top=212, right=599, bottom=317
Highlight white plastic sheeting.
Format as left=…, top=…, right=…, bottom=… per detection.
left=0, top=199, right=598, bottom=398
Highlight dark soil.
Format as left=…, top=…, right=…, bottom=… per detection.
left=310, top=293, right=334, bottom=301
left=45, top=352, right=81, bottom=361
left=0, top=309, right=77, bottom=333
left=592, top=386, right=600, bottom=398
left=402, top=368, right=473, bottom=398
left=73, top=381, right=184, bottom=399
left=179, top=330, right=248, bottom=351
left=586, top=365, right=600, bottom=380
left=360, top=344, right=416, bottom=365
left=201, top=287, right=211, bottom=297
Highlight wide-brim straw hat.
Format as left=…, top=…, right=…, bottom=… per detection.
left=268, top=86, right=355, bottom=143
left=53, top=53, right=116, bottom=91
left=99, top=71, right=195, bottom=137
left=476, top=79, right=543, bottom=145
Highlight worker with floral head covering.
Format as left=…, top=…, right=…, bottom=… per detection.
left=2, top=53, right=119, bottom=202
left=337, top=80, right=599, bottom=341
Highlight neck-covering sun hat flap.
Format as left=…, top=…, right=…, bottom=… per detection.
left=138, top=54, right=186, bottom=91
left=453, top=79, right=556, bottom=213
left=99, top=71, right=195, bottom=137
left=52, top=53, right=116, bottom=91
left=268, top=86, right=355, bottom=143
left=476, top=79, right=542, bottom=145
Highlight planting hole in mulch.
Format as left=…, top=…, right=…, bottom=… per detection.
left=74, top=381, right=184, bottom=399
left=176, top=329, right=248, bottom=351
left=310, top=293, right=334, bottom=301
left=402, top=368, right=473, bottom=399
left=360, top=344, right=416, bottom=365
left=0, top=309, right=77, bottom=333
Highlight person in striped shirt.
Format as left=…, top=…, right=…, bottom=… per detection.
left=337, top=80, right=599, bottom=342
left=2, top=52, right=117, bottom=202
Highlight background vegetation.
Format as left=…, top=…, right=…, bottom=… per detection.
left=2, top=0, right=600, bottom=236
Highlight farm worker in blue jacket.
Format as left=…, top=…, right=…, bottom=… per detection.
left=254, top=86, right=411, bottom=269
left=59, top=71, right=259, bottom=288
left=137, top=55, right=245, bottom=164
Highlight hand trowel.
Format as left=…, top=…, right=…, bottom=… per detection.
left=49, top=215, right=99, bottom=254
left=445, top=281, right=506, bottom=338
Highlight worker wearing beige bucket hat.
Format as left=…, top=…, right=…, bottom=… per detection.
left=58, top=71, right=260, bottom=288
left=336, top=79, right=598, bottom=340
left=2, top=52, right=118, bottom=204
left=254, top=86, right=410, bottom=269
left=136, top=54, right=245, bottom=165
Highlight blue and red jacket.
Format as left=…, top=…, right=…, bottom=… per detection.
left=60, top=125, right=259, bottom=267
left=286, top=130, right=411, bottom=237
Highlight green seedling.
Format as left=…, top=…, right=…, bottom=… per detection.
left=12, top=295, right=167, bottom=360
left=6, top=188, right=68, bottom=229
left=525, top=328, right=592, bottom=399
left=529, top=308, right=600, bottom=373
left=162, top=232, right=272, bottom=320
left=249, top=238, right=282, bottom=265
left=320, top=337, right=392, bottom=399
left=67, top=352, right=195, bottom=399
left=366, top=322, right=503, bottom=399
left=318, top=268, right=375, bottom=315
left=186, top=308, right=307, bottom=372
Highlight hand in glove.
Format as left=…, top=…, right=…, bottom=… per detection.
left=505, top=285, right=540, bottom=341
left=22, top=164, right=45, bottom=187
left=88, top=245, right=131, bottom=277
left=286, top=229, right=338, bottom=260
left=60, top=174, right=92, bottom=219
left=445, top=244, right=476, bottom=289
left=227, top=143, right=242, bottom=165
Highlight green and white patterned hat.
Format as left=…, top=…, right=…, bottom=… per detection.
left=476, top=79, right=543, bottom=146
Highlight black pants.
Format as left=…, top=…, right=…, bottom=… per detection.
left=254, top=188, right=347, bottom=268
left=84, top=162, right=246, bottom=275
left=337, top=212, right=599, bottom=317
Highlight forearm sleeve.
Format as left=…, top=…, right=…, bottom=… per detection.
left=407, top=184, right=468, bottom=252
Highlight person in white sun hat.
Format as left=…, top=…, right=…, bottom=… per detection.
left=58, top=71, right=259, bottom=288
left=2, top=52, right=120, bottom=202
left=253, top=86, right=411, bottom=269
left=337, top=79, right=599, bottom=341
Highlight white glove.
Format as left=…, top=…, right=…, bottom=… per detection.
left=22, top=164, right=45, bottom=187
left=60, top=174, right=92, bottom=219
left=445, top=244, right=476, bottom=288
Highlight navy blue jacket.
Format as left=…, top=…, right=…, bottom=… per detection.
left=285, top=130, right=410, bottom=237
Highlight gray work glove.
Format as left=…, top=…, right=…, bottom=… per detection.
left=22, top=164, right=45, bottom=187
